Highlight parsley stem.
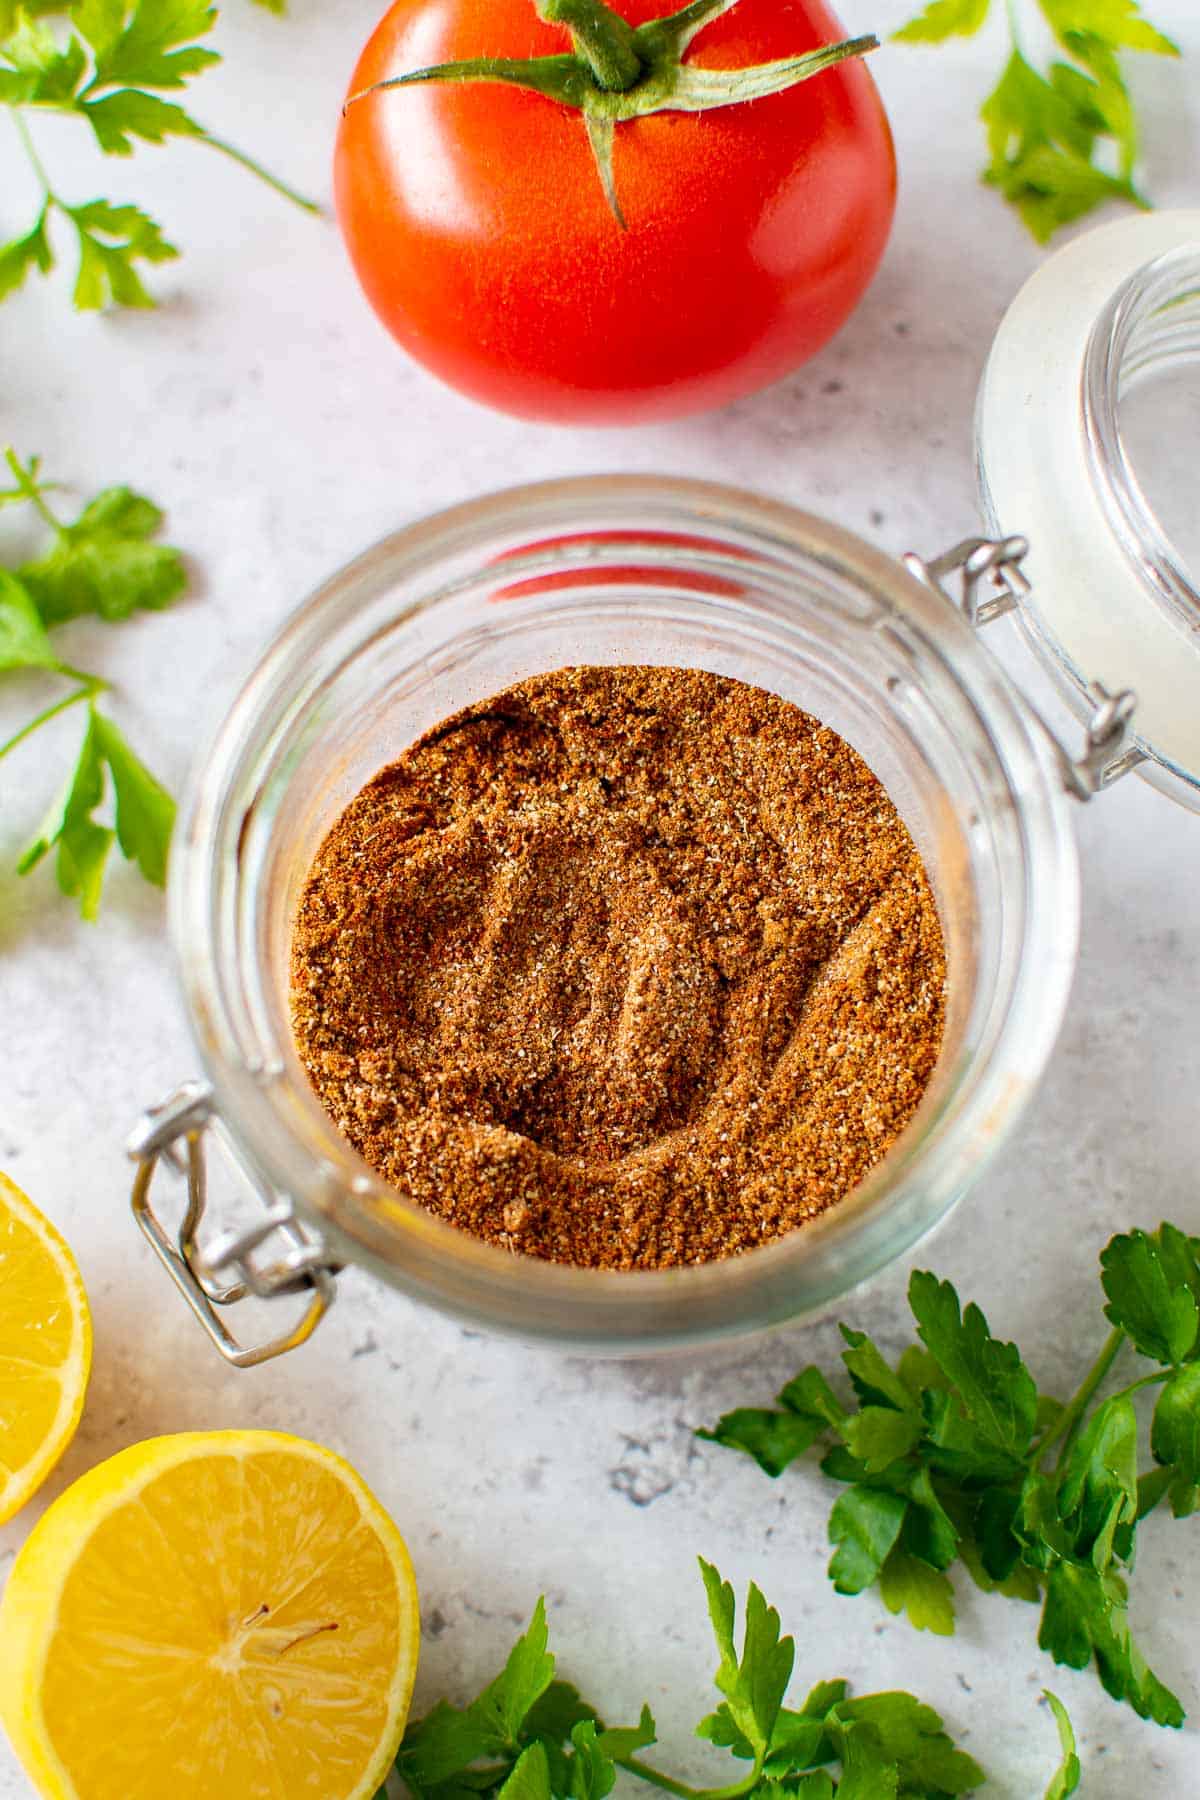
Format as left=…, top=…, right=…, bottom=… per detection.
left=3, top=446, right=63, bottom=532
left=0, top=684, right=96, bottom=764
left=11, top=110, right=53, bottom=202
left=1035, top=1327, right=1126, bottom=1472
left=616, top=1755, right=763, bottom=1800
left=58, top=664, right=108, bottom=690
left=1109, top=1368, right=1172, bottom=1401
left=198, top=131, right=322, bottom=215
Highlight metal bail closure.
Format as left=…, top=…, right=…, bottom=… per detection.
left=128, top=1082, right=339, bottom=1368
left=904, top=533, right=1141, bottom=801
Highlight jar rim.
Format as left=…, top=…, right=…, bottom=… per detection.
left=1082, top=243, right=1200, bottom=641
left=170, top=475, right=1080, bottom=1349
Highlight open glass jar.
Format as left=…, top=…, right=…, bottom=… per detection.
left=129, top=209, right=1200, bottom=1366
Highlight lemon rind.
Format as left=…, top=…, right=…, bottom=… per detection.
left=0, top=1173, right=92, bottom=1529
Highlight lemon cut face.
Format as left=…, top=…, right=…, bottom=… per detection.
left=0, top=1171, right=92, bottom=1526
left=0, top=1431, right=421, bottom=1800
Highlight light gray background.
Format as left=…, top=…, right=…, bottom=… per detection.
left=2, top=3, right=1198, bottom=1794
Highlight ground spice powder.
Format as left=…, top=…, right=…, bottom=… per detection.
left=290, top=666, right=946, bottom=1270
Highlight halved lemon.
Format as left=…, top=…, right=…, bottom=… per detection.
left=0, top=1170, right=92, bottom=1526
left=0, top=1431, right=421, bottom=1800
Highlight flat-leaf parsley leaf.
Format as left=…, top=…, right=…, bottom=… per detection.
left=892, top=0, right=1180, bottom=240
left=699, top=1220, right=1200, bottom=1725
left=388, top=1563, right=1077, bottom=1798
left=1, top=0, right=316, bottom=311
left=0, top=445, right=180, bottom=916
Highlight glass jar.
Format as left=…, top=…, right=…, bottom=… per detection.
left=978, top=208, right=1200, bottom=805
left=129, top=210, right=1199, bottom=1367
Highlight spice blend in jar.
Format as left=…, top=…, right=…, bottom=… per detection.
left=290, top=667, right=946, bottom=1270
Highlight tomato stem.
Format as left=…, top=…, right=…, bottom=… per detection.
left=347, top=0, right=880, bottom=228
left=536, top=0, right=643, bottom=91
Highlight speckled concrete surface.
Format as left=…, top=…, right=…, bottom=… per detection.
left=2, top=4, right=1199, bottom=1794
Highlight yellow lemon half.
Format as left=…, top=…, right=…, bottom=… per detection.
left=0, top=1431, right=421, bottom=1800
left=0, top=1171, right=92, bottom=1526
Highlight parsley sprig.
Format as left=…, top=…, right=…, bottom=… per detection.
left=699, top=1222, right=1200, bottom=1727
left=1, top=0, right=316, bottom=310
left=892, top=0, right=1181, bottom=241
left=1, top=446, right=181, bottom=915
left=387, top=1562, right=1078, bottom=1800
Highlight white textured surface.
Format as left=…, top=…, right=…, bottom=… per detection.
left=2, top=4, right=1199, bottom=1795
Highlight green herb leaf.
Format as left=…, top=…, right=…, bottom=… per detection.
left=827, top=1721, right=898, bottom=1799
left=893, top=0, right=990, bottom=44
left=0, top=210, right=54, bottom=300
left=697, top=1560, right=794, bottom=1762
left=1135, top=1461, right=1177, bottom=1520
left=841, top=1406, right=921, bottom=1475
left=1102, top=1226, right=1200, bottom=1364
left=878, top=1548, right=956, bottom=1634
left=895, top=0, right=1180, bottom=239
left=1057, top=1395, right=1139, bottom=1567
left=1038, top=0, right=1180, bottom=56
left=1, top=449, right=182, bottom=917
left=62, top=197, right=177, bottom=309
left=958, top=1528, right=1043, bottom=1601
left=789, top=1776, right=836, bottom=1799
left=78, top=0, right=220, bottom=91
left=902, top=1466, right=959, bottom=1569
left=1042, top=1691, right=1081, bottom=1799
left=82, top=87, right=204, bottom=154
left=828, top=1486, right=907, bottom=1594
left=909, top=1271, right=1037, bottom=1458
left=1151, top=1363, right=1200, bottom=1516
left=896, top=1345, right=951, bottom=1401
left=595, top=1707, right=656, bottom=1761
left=839, top=1326, right=920, bottom=1416
left=393, top=1571, right=1012, bottom=1798
left=2, top=0, right=314, bottom=313
left=1038, top=1562, right=1183, bottom=1727
left=17, top=708, right=114, bottom=919
left=698, top=1220, right=1200, bottom=1726
left=759, top=1708, right=827, bottom=1775
left=398, top=1601, right=556, bottom=1790
left=696, top=1408, right=824, bottom=1478
left=778, top=1367, right=848, bottom=1432
left=972, top=1483, right=1026, bottom=1582
left=0, top=10, right=86, bottom=100
left=834, top=1691, right=985, bottom=1792
left=917, top=1389, right=1019, bottom=1484
left=497, top=1741, right=552, bottom=1800
left=566, top=1722, right=615, bottom=1800
left=798, top=1678, right=847, bottom=1717
left=473, top=1597, right=557, bottom=1752
left=522, top=1682, right=600, bottom=1748
left=397, top=1699, right=497, bottom=1791
left=0, top=569, right=59, bottom=671
left=18, top=480, right=186, bottom=624
left=90, top=711, right=174, bottom=886
left=14, top=703, right=173, bottom=912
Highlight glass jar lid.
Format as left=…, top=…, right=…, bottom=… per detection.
left=977, top=209, right=1200, bottom=807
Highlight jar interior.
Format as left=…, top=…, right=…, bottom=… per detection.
left=181, top=485, right=1075, bottom=1346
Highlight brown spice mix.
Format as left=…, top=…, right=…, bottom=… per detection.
left=290, top=666, right=946, bottom=1270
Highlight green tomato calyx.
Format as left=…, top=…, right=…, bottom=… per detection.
left=345, top=0, right=879, bottom=227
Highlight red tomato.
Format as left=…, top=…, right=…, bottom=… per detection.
left=335, top=0, right=896, bottom=424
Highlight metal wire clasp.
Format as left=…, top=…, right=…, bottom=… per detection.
left=904, top=533, right=1141, bottom=800
left=128, top=1083, right=338, bottom=1368
left=903, top=533, right=1032, bottom=627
